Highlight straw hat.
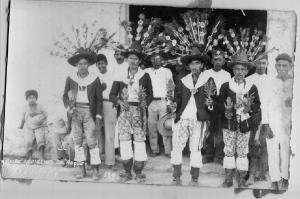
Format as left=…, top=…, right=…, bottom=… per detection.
left=48, top=117, right=68, bottom=135
left=157, top=113, right=176, bottom=137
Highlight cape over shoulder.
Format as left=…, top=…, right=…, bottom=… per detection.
left=181, top=72, right=210, bottom=90
left=69, top=71, right=99, bottom=85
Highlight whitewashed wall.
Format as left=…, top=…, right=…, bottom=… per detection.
left=1, top=0, right=300, bottom=199
left=4, top=0, right=123, bottom=127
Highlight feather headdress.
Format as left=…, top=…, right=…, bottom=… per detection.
left=121, top=14, right=180, bottom=66
left=163, top=10, right=226, bottom=64
left=50, top=21, right=116, bottom=59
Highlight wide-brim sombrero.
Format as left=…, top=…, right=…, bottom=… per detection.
left=67, top=47, right=97, bottom=67
left=157, top=113, right=176, bottom=137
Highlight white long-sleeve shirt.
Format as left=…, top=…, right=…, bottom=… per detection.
left=145, top=67, right=173, bottom=98
left=203, top=69, right=231, bottom=95
left=261, top=76, right=293, bottom=136
left=98, top=61, right=128, bottom=100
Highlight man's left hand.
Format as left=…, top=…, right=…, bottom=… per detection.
left=205, top=98, right=213, bottom=107
left=96, top=118, right=103, bottom=129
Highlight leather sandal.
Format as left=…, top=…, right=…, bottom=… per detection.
left=135, top=174, right=146, bottom=183
left=119, top=173, right=133, bottom=183
left=75, top=165, right=86, bottom=179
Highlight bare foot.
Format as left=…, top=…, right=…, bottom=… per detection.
left=245, top=175, right=255, bottom=186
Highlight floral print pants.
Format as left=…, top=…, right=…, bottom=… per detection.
left=223, top=128, right=250, bottom=171
left=118, top=106, right=146, bottom=142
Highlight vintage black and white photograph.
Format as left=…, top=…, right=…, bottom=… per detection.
left=1, top=0, right=298, bottom=195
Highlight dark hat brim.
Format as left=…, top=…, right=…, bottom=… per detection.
left=181, top=54, right=211, bottom=65
left=124, top=49, right=145, bottom=59
left=227, top=61, right=254, bottom=70
left=157, top=113, right=176, bottom=137
left=68, top=53, right=97, bottom=67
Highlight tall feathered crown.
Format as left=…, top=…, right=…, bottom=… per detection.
left=121, top=14, right=180, bottom=66
left=50, top=21, right=116, bottom=59
left=216, top=26, right=269, bottom=62
left=163, top=10, right=226, bottom=60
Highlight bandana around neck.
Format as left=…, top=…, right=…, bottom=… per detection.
left=229, top=77, right=253, bottom=95
left=181, top=73, right=209, bottom=94
left=69, top=70, right=98, bottom=86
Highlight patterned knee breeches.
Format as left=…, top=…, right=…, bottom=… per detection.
left=118, top=106, right=146, bottom=142
left=223, top=129, right=250, bottom=171
left=171, top=119, right=208, bottom=168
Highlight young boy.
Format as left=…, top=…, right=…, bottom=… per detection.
left=18, top=90, right=48, bottom=160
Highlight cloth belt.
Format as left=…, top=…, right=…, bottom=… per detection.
left=103, top=99, right=110, bottom=102
left=153, top=97, right=166, bottom=101
left=75, top=102, right=90, bottom=108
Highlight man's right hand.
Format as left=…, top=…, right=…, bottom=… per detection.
left=118, top=100, right=129, bottom=110
left=263, top=124, right=275, bottom=139
left=225, top=110, right=233, bottom=120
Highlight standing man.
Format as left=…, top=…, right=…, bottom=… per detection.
left=145, top=54, right=174, bottom=158
left=110, top=41, right=153, bottom=183
left=245, top=53, right=269, bottom=186
left=63, top=48, right=103, bottom=181
left=170, top=47, right=216, bottom=186
left=218, top=51, right=261, bottom=188
left=202, top=49, right=231, bottom=165
left=261, top=53, right=293, bottom=190
left=96, top=54, right=119, bottom=171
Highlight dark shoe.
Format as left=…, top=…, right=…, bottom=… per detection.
left=165, top=154, right=171, bottom=158
left=222, top=169, right=234, bottom=188
left=92, top=166, right=101, bottom=181
left=135, top=173, right=146, bottom=183
left=172, top=177, right=182, bottom=186
left=119, top=173, right=133, bottom=183
left=149, top=152, right=159, bottom=157
left=280, top=179, right=289, bottom=190
left=189, top=178, right=198, bottom=186
left=75, top=164, right=86, bottom=179
left=270, top=182, right=279, bottom=190
left=202, top=157, right=213, bottom=164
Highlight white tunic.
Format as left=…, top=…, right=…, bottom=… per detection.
left=261, top=76, right=293, bottom=136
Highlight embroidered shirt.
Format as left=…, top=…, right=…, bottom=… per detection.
left=76, top=74, right=90, bottom=103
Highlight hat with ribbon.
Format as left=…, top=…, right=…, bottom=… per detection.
left=25, top=114, right=48, bottom=130
left=48, top=117, right=68, bottom=135
left=157, top=113, right=176, bottom=137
